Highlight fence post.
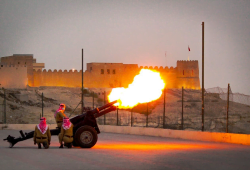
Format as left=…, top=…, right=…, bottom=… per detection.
left=4, top=90, right=6, bottom=124
left=92, top=92, right=94, bottom=109
left=42, top=92, right=44, bottom=117
left=182, top=87, right=184, bottom=130
left=201, top=22, right=205, bottom=132
left=104, top=91, right=106, bottom=125
left=131, top=108, right=133, bottom=127
left=117, top=107, right=119, bottom=126
left=226, top=83, right=230, bottom=133
left=146, top=103, right=148, bottom=127
left=163, top=88, right=165, bottom=128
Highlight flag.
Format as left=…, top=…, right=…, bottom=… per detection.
left=188, top=46, right=190, bottom=51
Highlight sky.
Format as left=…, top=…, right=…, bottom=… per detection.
left=0, top=0, right=250, bottom=95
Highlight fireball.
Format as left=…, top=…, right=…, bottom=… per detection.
left=108, top=69, right=165, bottom=109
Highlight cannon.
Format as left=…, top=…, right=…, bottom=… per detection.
left=4, top=100, right=117, bottom=148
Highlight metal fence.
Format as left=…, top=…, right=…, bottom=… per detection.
left=0, top=86, right=250, bottom=134
left=97, top=86, right=250, bottom=134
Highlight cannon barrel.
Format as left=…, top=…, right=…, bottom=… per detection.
left=94, top=106, right=117, bottom=118
left=70, top=100, right=117, bottom=125
left=97, top=100, right=117, bottom=112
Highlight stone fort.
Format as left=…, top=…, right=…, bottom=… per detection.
left=0, top=54, right=200, bottom=89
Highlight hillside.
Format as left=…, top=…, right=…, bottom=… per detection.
left=0, top=87, right=249, bottom=134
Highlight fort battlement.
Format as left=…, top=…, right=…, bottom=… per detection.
left=36, top=69, right=82, bottom=73
left=177, top=60, right=198, bottom=62
left=0, top=55, right=200, bottom=89
left=32, top=60, right=201, bottom=89
left=139, top=66, right=176, bottom=72
left=32, top=61, right=200, bottom=89
left=33, top=69, right=82, bottom=87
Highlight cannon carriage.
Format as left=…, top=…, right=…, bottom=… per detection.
left=4, top=100, right=117, bottom=148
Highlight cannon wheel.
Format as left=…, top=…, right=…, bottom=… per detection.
left=74, top=125, right=98, bottom=148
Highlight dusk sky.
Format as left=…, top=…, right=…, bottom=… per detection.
left=0, top=0, right=250, bottom=95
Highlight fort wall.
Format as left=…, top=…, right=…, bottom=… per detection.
left=0, top=54, right=45, bottom=87
left=1, top=55, right=34, bottom=86
left=0, top=65, right=27, bottom=89
left=85, top=63, right=140, bottom=88
left=33, top=69, right=82, bottom=87
left=175, top=60, right=200, bottom=89
left=0, top=53, right=200, bottom=89
left=32, top=61, right=201, bottom=89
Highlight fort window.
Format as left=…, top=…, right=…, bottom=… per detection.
left=90, top=67, right=92, bottom=71
left=113, top=69, right=116, bottom=74
left=183, top=70, right=184, bottom=75
left=107, top=69, right=110, bottom=74
left=1, top=65, right=3, bottom=67
left=18, top=62, right=20, bottom=64
left=101, top=69, right=104, bottom=74
left=25, top=62, right=26, bottom=64
left=192, top=70, right=193, bottom=75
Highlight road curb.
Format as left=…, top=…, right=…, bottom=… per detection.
left=99, top=125, right=250, bottom=145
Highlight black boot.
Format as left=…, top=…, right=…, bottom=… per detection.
left=59, top=144, right=63, bottom=148
left=68, top=143, right=72, bottom=148
left=38, top=143, right=41, bottom=149
left=65, top=143, right=72, bottom=148
left=43, top=142, right=49, bottom=149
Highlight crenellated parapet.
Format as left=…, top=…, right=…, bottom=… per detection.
left=33, top=69, right=82, bottom=87
left=33, top=69, right=82, bottom=73
left=139, top=65, right=177, bottom=73
left=177, top=60, right=198, bottom=62
left=31, top=62, right=200, bottom=89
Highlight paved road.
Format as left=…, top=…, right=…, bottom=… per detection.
left=1, top=130, right=250, bottom=170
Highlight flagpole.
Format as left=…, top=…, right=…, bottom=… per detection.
left=188, top=46, right=190, bottom=61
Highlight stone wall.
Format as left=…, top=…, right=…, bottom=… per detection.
left=85, top=63, right=140, bottom=88
left=176, top=60, right=200, bottom=89
left=1, top=55, right=34, bottom=86
left=33, top=69, right=82, bottom=87
left=0, top=65, right=27, bottom=89
left=32, top=61, right=201, bottom=89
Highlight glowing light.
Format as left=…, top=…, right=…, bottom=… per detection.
left=93, top=143, right=218, bottom=151
left=72, top=68, right=75, bottom=72
left=108, top=69, right=165, bottom=109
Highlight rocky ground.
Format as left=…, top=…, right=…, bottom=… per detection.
left=0, top=87, right=249, bottom=134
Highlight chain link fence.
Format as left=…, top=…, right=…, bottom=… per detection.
left=97, top=86, right=250, bottom=134
left=0, top=86, right=249, bottom=134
